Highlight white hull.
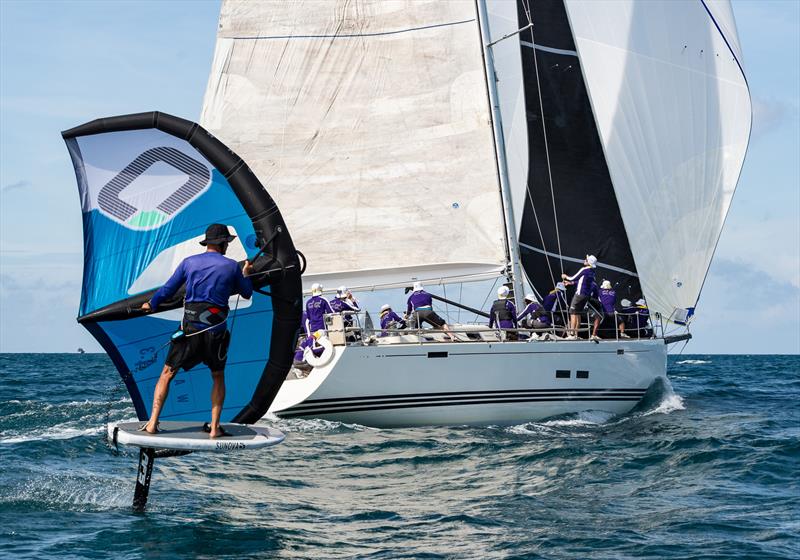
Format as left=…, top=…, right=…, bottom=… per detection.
left=268, top=338, right=667, bottom=428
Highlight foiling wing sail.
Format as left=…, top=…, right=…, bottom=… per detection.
left=200, top=0, right=510, bottom=292
left=482, top=0, right=750, bottom=322
left=63, top=112, right=302, bottom=422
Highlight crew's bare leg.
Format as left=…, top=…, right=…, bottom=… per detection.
left=443, top=323, right=456, bottom=341
left=144, top=364, right=177, bottom=433
left=209, top=369, right=226, bottom=438
left=592, top=316, right=601, bottom=337
left=569, top=314, right=579, bottom=337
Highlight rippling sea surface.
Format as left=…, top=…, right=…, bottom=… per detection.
left=1, top=354, right=798, bottom=559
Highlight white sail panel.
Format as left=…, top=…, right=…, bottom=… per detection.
left=563, top=0, right=751, bottom=321
left=201, top=0, right=507, bottom=286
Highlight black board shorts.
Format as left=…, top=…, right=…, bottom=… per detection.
left=569, top=293, right=589, bottom=313
left=166, top=328, right=230, bottom=372
left=414, top=309, right=446, bottom=328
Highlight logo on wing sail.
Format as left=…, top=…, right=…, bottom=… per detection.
left=97, top=146, right=211, bottom=230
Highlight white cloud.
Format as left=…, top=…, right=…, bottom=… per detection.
left=750, top=97, right=793, bottom=140
left=690, top=258, right=800, bottom=354
left=1, top=179, right=31, bottom=193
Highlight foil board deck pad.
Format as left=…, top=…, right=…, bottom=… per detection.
left=108, top=421, right=285, bottom=452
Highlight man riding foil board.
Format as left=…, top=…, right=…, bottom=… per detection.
left=140, top=223, right=254, bottom=438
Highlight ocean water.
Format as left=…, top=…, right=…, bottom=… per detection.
left=0, top=354, right=797, bottom=559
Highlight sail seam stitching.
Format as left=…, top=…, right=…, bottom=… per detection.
left=223, top=18, right=475, bottom=40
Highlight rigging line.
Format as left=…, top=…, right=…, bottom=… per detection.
left=524, top=2, right=565, bottom=277
left=443, top=283, right=450, bottom=323
left=458, top=282, right=463, bottom=324
left=473, top=276, right=499, bottom=323
left=516, top=0, right=560, bottom=295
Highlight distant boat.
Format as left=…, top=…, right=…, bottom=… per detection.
left=77, top=348, right=85, bottom=354
left=197, top=0, right=750, bottom=427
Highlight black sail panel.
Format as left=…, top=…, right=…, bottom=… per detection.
left=515, top=0, right=641, bottom=301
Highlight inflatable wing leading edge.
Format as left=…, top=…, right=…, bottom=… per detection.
left=63, top=112, right=302, bottom=423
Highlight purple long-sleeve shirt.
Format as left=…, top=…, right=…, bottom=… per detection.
left=406, top=290, right=433, bottom=315
left=599, top=288, right=616, bottom=314
left=565, top=266, right=596, bottom=296
left=517, top=301, right=550, bottom=326
left=489, top=299, right=517, bottom=329
left=379, top=310, right=407, bottom=336
left=542, top=290, right=567, bottom=313
left=330, top=297, right=359, bottom=313
left=149, top=251, right=252, bottom=310
left=305, top=295, right=333, bottom=334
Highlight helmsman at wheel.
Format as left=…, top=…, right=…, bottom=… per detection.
left=140, top=223, right=254, bottom=438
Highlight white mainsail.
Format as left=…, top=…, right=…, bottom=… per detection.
left=200, top=0, right=510, bottom=292
left=563, top=0, right=751, bottom=321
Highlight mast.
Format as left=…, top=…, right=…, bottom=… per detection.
left=475, top=0, right=525, bottom=305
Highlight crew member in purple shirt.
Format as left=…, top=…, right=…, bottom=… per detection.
left=517, top=293, right=551, bottom=330
left=489, top=286, right=518, bottom=340
left=406, top=282, right=454, bottom=340
left=139, top=223, right=253, bottom=438
left=305, top=283, right=333, bottom=335
left=379, top=304, right=407, bottom=336
left=330, top=285, right=360, bottom=329
left=561, top=254, right=597, bottom=339
left=591, top=280, right=617, bottom=339
left=542, top=282, right=568, bottom=328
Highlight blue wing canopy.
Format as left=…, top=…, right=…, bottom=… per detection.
left=63, top=112, right=302, bottom=422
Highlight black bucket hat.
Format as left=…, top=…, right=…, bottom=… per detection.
left=199, top=223, right=236, bottom=246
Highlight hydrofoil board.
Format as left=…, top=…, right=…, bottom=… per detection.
left=108, top=421, right=285, bottom=452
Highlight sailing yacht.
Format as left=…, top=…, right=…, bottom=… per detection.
left=192, top=0, right=751, bottom=427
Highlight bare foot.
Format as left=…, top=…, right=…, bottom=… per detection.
left=204, top=422, right=230, bottom=438
left=139, top=422, right=159, bottom=434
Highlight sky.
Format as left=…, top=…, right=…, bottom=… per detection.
left=0, top=0, right=798, bottom=354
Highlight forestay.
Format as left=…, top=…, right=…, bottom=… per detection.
left=200, top=0, right=509, bottom=291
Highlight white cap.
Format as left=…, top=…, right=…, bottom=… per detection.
left=601, top=280, right=612, bottom=289
left=621, top=298, right=631, bottom=307
left=586, top=255, right=597, bottom=268
left=636, top=298, right=646, bottom=307
left=556, top=282, right=566, bottom=292
left=336, top=285, right=347, bottom=296
left=413, top=281, right=423, bottom=292
left=311, top=283, right=323, bottom=295
left=497, top=286, right=510, bottom=299
left=380, top=304, right=391, bottom=312
left=524, top=293, right=536, bottom=302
